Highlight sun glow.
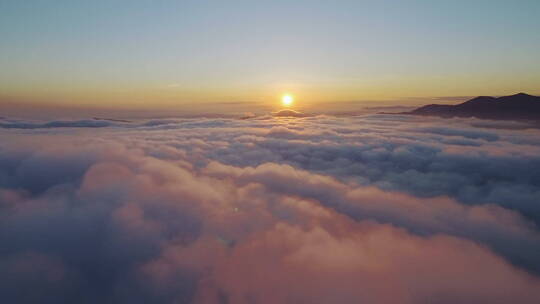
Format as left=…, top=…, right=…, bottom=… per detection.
left=282, top=94, right=294, bottom=107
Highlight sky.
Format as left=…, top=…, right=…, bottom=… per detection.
left=1, top=0, right=540, bottom=114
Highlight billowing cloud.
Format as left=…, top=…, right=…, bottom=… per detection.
left=1, top=114, right=540, bottom=303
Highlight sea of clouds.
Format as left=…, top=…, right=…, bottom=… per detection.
left=1, top=113, right=540, bottom=303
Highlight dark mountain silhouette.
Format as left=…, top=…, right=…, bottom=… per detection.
left=402, top=93, right=540, bottom=120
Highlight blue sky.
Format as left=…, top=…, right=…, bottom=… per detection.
left=1, top=0, right=539, bottom=109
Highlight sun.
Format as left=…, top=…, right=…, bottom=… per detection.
left=282, top=94, right=294, bottom=107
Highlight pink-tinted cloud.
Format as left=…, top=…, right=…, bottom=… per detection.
left=1, top=114, right=540, bottom=302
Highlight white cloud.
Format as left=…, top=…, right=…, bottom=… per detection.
left=1, top=114, right=540, bottom=303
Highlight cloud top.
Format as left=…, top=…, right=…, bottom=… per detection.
left=1, top=114, right=540, bottom=303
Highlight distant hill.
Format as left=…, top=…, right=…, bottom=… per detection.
left=402, top=93, right=540, bottom=120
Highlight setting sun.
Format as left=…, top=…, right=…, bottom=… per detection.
left=282, top=94, right=294, bottom=107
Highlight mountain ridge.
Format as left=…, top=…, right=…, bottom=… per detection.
left=401, top=93, right=540, bottom=120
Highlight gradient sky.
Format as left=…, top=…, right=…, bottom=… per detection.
left=1, top=0, right=540, bottom=113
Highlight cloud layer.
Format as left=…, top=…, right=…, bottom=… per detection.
left=1, top=114, right=540, bottom=303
